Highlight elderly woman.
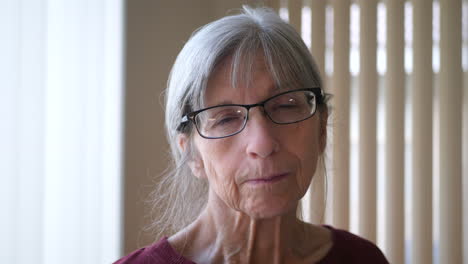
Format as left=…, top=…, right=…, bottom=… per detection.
left=116, top=6, right=388, bottom=264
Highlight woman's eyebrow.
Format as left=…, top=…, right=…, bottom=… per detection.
left=212, top=99, right=234, bottom=106
left=211, top=86, right=287, bottom=106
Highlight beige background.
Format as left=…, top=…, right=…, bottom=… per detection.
left=122, top=0, right=272, bottom=255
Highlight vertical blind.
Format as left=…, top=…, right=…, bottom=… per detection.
left=0, top=0, right=124, bottom=263
left=272, top=0, right=467, bottom=263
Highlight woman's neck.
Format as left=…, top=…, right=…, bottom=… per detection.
left=205, top=205, right=299, bottom=263
left=169, top=195, right=331, bottom=264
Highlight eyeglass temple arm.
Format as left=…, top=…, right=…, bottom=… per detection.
left=177, top=115, right=189, bottom=132
left=312, top=87, right=324, bottom=104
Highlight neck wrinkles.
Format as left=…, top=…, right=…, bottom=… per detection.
left=196, top=195, right=307, bottom=264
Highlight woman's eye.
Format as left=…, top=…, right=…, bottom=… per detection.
left=208, top=110, right=245, bottom=129
left=215, top=116, right=240, bottom=126
left=272, top=99, right=300, bottom=109
left=275, top=104, right=298, bottom=110
left=281, top=100, right=299, bottom=107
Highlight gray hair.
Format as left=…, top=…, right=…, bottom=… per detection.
left=148, top=6, right=329, bottom=239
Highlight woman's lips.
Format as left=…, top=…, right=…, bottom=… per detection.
left=244, top=173, right=289, bottom=185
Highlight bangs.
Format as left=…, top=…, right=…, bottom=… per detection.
left=227, top=29, right=322, bottom=93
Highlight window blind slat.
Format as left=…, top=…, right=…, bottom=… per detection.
left=0, top=1, right=21, bottom=262
left=268, top=0, right=280, bottom=13
left=358, top=0, right=378, bottom=244
left=331, top=0, right=351, bottom=230
left=439, top=0, right=463, bottom=263
left=309, top=0, right=327, bottom=224
left=412, top=0, right=433, bottom=263
left=310, top=0, right=326, bottom=79
left=385, top=0, right=405, bottom=263
left=288, top=0, right=302, bottom=35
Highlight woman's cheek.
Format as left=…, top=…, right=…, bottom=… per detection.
left=292, top=134, right=320, bottom=194
left=205, top=158, right=242, bottom=210
left=225, top=182, right=241, bottom=210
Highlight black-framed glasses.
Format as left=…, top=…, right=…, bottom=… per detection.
left=178, top=88, right=323, bottom=139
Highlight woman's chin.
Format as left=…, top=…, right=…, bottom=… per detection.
left=240, top=197, right=298, bottom=219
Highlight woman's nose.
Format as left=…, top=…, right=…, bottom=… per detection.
left=244, top=109, right=280, bottom=158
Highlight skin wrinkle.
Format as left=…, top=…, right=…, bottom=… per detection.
left=246, top=219, right=256, bottom=263
left=273, top=218, right=281, bottom=264
left=170, top=54, right=332, bottom=263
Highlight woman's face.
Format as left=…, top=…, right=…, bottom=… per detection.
left=186, top=55, right=326, bottom=219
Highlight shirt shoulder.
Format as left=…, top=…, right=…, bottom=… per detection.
left=113, top=237, right=196, bottom=264
left=318, top=226, right=389, bottom=264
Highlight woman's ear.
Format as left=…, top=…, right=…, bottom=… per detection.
left=188, top=158, right=206, bottom=179
left=177, top=133, right=189, bottom=153
left=318, top=108, right=328, bottom=154
left=177, top=134, right=206, bottom=179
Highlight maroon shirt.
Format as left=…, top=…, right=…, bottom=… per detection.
left=114, top=226, right=389, bottom=264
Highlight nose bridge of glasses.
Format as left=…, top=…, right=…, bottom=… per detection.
left=245, top=102, right=268, bottom=120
